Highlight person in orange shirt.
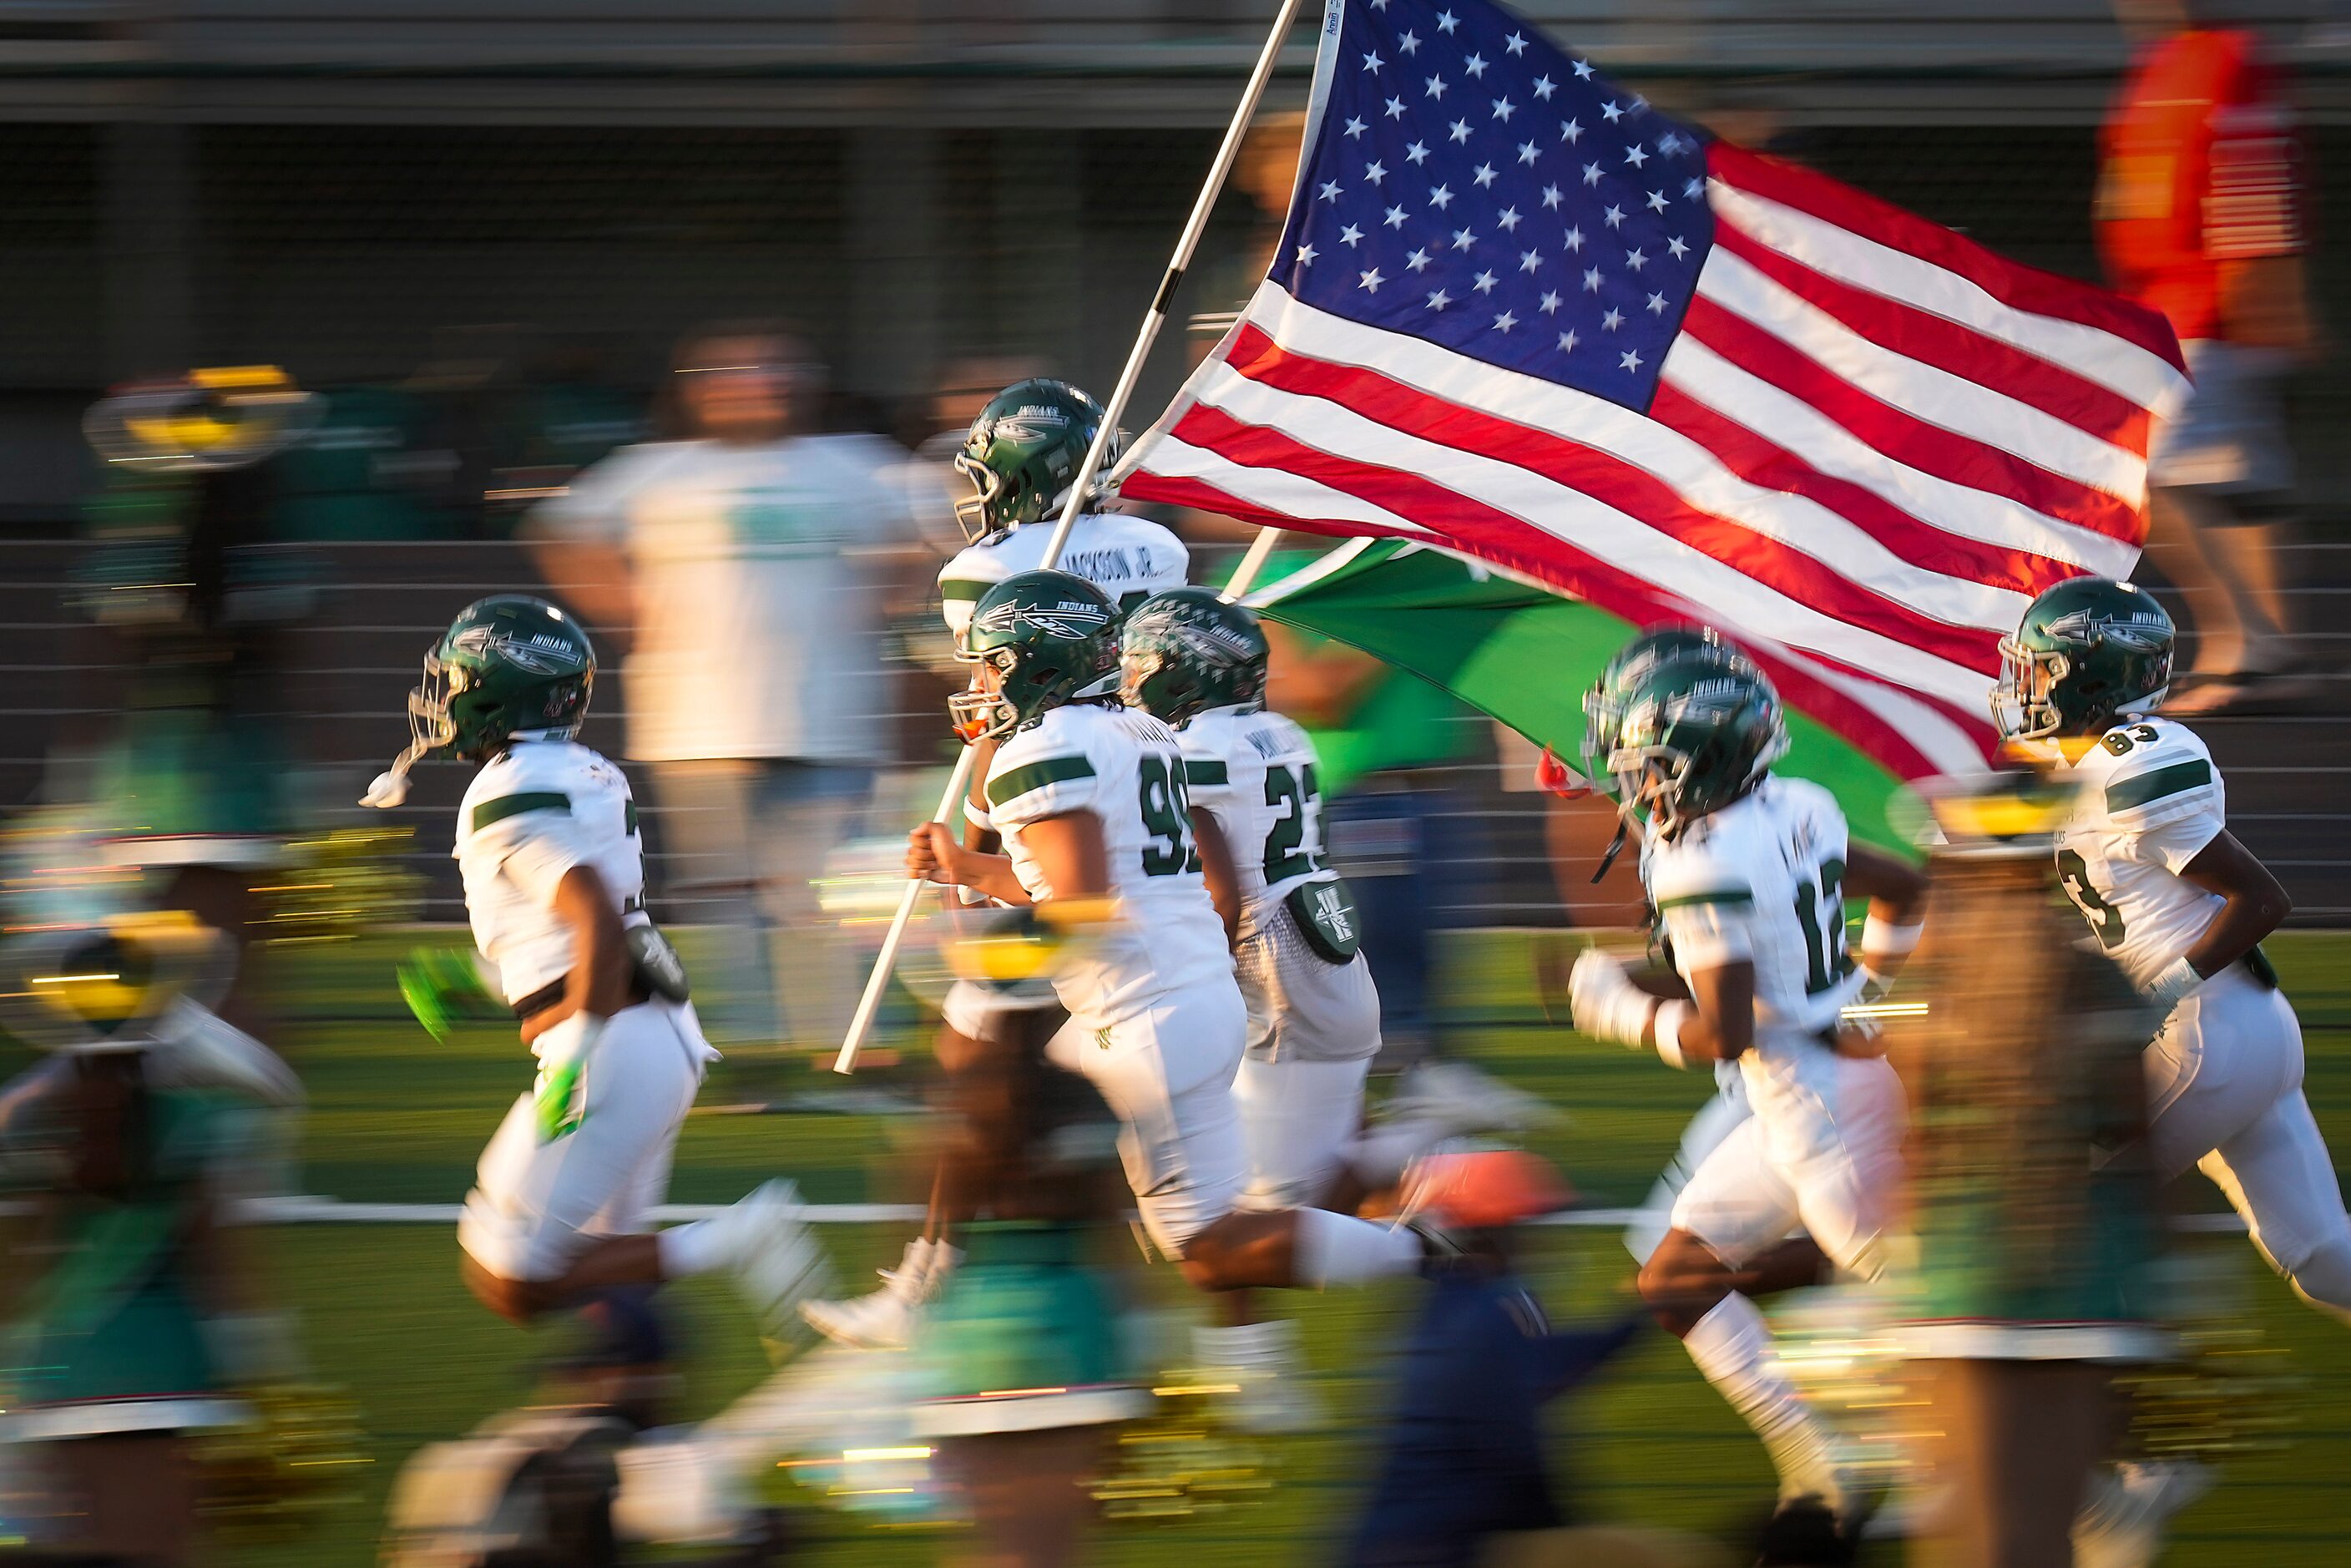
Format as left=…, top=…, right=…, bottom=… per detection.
left=2098, top=2, right=2318, bottom=713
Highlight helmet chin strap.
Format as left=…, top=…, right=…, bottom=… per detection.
left=1590, top=817, right=1628, bottom=884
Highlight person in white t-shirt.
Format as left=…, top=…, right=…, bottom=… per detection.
left=527, top=325, right=924, bottom=1053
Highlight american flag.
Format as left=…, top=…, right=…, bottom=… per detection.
left=1116, top=0, right=2191, bottom=778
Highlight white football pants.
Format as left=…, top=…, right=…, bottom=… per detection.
left=2146, top=964, right=2351, bottom=1321
left=459, top=999, right=710, bottom=1282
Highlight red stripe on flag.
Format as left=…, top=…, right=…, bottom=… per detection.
left=1709, top=221, right=2152, bottom=458
left=1187, top=338, right=2001, bottom=671
left=1647, top=386, right=2090, bottom=599
left=1705, top=144, right=2188, bottom=377
left=1680, top=298, right=2146, bottom=546
left=1115, top=468, right=1423, bottom=542
left=1149, top=406, right=1962, bottom=778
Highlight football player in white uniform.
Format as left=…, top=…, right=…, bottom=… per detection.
left=1119, top=589, right=1383, bottom=1212
left=1570, top=655, right=1927, bottom=1533
left=804, top=379, right=1190, bottom=1347
left=361, top=596, right=832, bottom=1336
left=892, top=574, right=1448, bottom=1294
left=1995, top=577, right=2349, bottom=1323
left=935, top=377, right=1187, bottom=638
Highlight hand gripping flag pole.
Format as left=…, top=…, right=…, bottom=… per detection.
left=834, top=0, right=1309, bottom=1073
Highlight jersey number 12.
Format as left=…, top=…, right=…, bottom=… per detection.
left=1792, top=857, right=1853, bottom=995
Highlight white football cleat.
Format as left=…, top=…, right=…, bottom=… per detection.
left=2074, top=1459, right=2213, bottom=1568
left=1191, top=1319, right=1320, bottom=1435
left=801, top=1237, right=957, bottom=1350
left=702, top=1181, right=835, bottom=1338
left=1385, top=1060, right=1562, bottom=1136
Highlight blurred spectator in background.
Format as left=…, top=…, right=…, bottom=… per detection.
left=526, top=322, right=921, bottom=1055
left=1887, top=779, right=2170, bottom=1568
left=1344, top=1151, right=1646, bottom=1568
left=2099, top=0, right=2318, bottom=714
left=61, top=369, right=321, bottom=1087
left=1265, top=613, right=1486, bottom=1069
left=0, top=916, right=306, bottom=1568
left=908, top=944, right=1140, bottom=1568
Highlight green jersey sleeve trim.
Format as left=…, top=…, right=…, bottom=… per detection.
left=2106, top=759, right=2213, bottom=814
left=1185, top=758, right=1230, bottom=787
left=940, top=578, right=987, bottom=604
left=1656, top=888, right=1754, bottom=911
left=472, top=792, right=572, bottom=833
left=987, top=756, right=1097, bottom=811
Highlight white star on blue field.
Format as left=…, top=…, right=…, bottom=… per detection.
left=1271, top=0, right=1715, bottom=412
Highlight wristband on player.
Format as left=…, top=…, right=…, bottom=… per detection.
left=1860, top=914, right=1925, bottom=961
left=2142, top=954, right=2204, bottom=1010
left=1651, top=999, right=1691, bottom=1070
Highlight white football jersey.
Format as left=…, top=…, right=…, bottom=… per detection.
left=1642, top=776, right=1867, bottom=1061
left=2053, top=716, right=2227, bottom=990
left=983, top=701, right=1237, bottom=1030
left=455, top=740, right=646, bottom=1007
left=1639, top=829, right=1745, bottom=1097
left=938, top=513, right=1188, bottom=640
left=1176, top=705, right=1334, bottom=914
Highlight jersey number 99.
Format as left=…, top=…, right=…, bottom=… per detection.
left=1138, top=755, right=1201, bottom=877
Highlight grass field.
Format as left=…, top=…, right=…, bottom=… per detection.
left=81, top=929, right=2351, bottom=1564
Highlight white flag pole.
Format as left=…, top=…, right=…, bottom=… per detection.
left=835, top=0, right=1310, bottom=1074
left=1220, top=526, right=1285, bottom=603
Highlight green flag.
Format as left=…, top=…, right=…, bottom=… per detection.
left=1245, top=539, right=1910, bottom=852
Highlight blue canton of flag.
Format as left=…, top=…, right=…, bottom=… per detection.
left=1274, top=0, right=1714, bottom=410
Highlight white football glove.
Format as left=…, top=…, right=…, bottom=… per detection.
left=360, top=768, right=409, bottom=809
left=1568, top=948, right=1656, bottom=1050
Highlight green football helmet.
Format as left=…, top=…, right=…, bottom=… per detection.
left=411, top=594, right=597, bottom=763
left=950, top=570, right=1124, bottom=741
left=1992, top=576, right=2174, bottom=744
left=951, top=379, right=1120, bottom=543
left=1581, top=625, right=1757, bottom=798
left=1607, top=660, right=1788, bottom=839
left=1119, top=587, right=1268, bottom=727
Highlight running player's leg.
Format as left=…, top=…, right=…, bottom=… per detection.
left=2141, top=972, right=2296, bottom=1180
left=459, top=1004, right=702, bottom=1319
left=1064, top=989, right=1425, bottom=1292
left=2199, top=1089, right=2351, bottom=1321
left=1627, top=1079, right=1754, bottom=1264
left=1641, top=1117, right=1851, bottom=1511
left=1231, top=1054, right=1374, bottom=1212
left=1777, top=1056, right=1907, bottom=1287
left=2140, top=971, right=2351, bottom=1318
left=2189, top=990, right=2351, bottom=1321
